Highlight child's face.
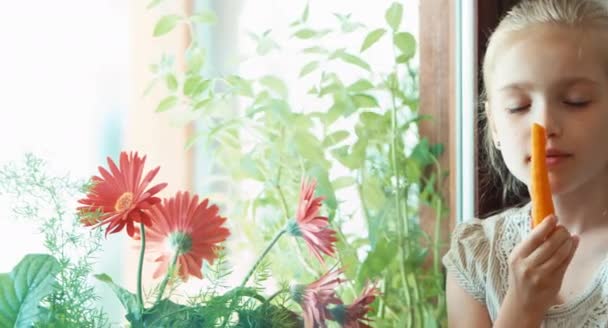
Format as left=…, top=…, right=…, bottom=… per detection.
left=487, top=24, right=608, bottom=195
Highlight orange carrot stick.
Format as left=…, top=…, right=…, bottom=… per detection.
left=531, top=123, right=555, bottom=228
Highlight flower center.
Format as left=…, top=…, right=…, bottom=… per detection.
left=168, top=231, right=193, bottom=255
left=115, top=192, right=134, bottom=212
left=328, top=305, right=346, bottom=324
left=289, top=283, right=306, bottom=304
left=285, top=219, right=302, bottom=237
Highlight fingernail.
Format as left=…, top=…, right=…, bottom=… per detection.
left=572, top=235, right=580, bottom=244
left=549, top=215, right=557, bottom=224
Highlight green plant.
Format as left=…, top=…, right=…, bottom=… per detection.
left=0, top=154, right=108, bottom=327
left=0, top=152, right=382, bottom=328
left=149, top=1, right=448, bottom=327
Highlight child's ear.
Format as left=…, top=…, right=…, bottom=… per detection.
left=484, top=101, right=500, bottom=148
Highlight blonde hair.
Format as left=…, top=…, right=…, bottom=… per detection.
left=480, top=0, right=608, bottom=205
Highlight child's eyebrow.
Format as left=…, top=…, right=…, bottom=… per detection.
left=497, top=77, right=599, bottom=92
left=557, top=77, right=599, bottom=88
left=497, top=82, right=532, bottom=92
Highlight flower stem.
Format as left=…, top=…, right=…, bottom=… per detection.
left=389, top=67, right=412, bottom=328
left=137, top=222, right=146, bottom=312
left=265, top=288, right=286, bottom=304
left=275, top=166, right=291, bottom=218
left=155, top=251, right=180, bottom=305
left=240, top=228, right=286, bottom=288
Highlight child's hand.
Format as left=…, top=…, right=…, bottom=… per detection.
left=506, top=214, right=579, bottom=315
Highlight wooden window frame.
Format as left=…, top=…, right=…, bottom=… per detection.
left=419, top=0, right=458, bottom=252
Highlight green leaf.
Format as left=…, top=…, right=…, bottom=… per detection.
left=352, top=94, right=379, bottom=108
left=146, top=0, right=164, bottom=9
left=142, top=299, right=201, bottom=327
left=301, top=3, right=310, bottom=22
left=386, top=72, right=399, bottom=91
left=252, top=31, right=280, bottom=56
left=94, top=274, right=142, bottom=322
left=323, top=101, right=346, bottom=126
left=183, top=76, right=203, bottom=97
left=385, top=2, right=403, bottom=31
left=396, top=54, right=410, bottom=63
left=299, top=61, right=320, bottom=77
left=361, top=177, right=386, bottom=211
left=331, top=138, right=367, bottom=170
left=337, top=238, right=360, bottom=279
left=185, top=131, right=205, bottom=150
left=322, top=130, right=349, bottom=147
left=194, top=79, right=211, bottom=95
left=294, top=131, right=326, bottom=164
left=294, top=28, right=316, bottom=39
left=307, top=165, right=337, bottom=219
left=153, top=15, right=182, bottom=37
left=190, top=11, right=217, bottom=25
left=293, top=113, right=314, bottom=131
left=193, top=98, right=213, bottom=111
left=155, top=95, right=178, bottom=112
left=394, top=32, right=417, bottom=61
left=302, top=46, right=328, bottom=55
left=335, top=13, right=365, bottom=33
left=259, top=75, right=288, bottom=98
left=225, top=75, right=254, bottom=97
left=0, top=254, right=60, bottom=328
left=334, top=51, right=371, bottom=71
left=294, top=28, right=330, bottom=39
left=359, top=111, right=390, bottom=140
left=143, top=78, right=158, bottom=96
left=319, top=82, right=343, bottom=97
left=347, top=79, right=374, bottom=93
left=265, top=99, right=292, bottom=124
left=186, top=47, right=206, bottom=73
left=431, top=142, right=445, bottom=157
left=410, top=138, right=433, bottom=166
left=356, top=236, right=397, bottom=285
left=239, top=154, right=265, bottom=181
left=423, top=309, right=440, bottom=328
left=165, top=74, right=178, bottom=92
left=361, top=28, right=386, bottom=52
left=307, top=85, right=319, bottom=95
left=332, top=176, right=357, bottom=190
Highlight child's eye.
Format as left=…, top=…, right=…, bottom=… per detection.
left=564, top=100, right=590, bottom=107
left=506, top=104, right=530, bottom=113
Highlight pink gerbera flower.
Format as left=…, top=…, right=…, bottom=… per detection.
left=329, top=282, right=381, bottom=328
left=78, top=151, right=167, bottom=237
left=286, top=178, right=337, bottom=263
left=138, top=191, right=230, bottom=281
left=291, top=268, right=344, bottom=328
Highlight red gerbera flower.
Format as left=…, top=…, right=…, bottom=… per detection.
left=78, top=151, right=167, bottom=237
left=329, top=282, right=381, bottom=328
left=286, top=178, right=337, bottom=263
left=138, top=191, right=230, bottom=281
left=291, top=268, right=344, bottom=328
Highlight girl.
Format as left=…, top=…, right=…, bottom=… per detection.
left=443, top=0, right=608, bottom=326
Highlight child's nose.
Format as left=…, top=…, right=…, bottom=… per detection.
left=534, top=105, right=562, bottom=138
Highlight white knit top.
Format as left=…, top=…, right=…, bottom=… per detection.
left=442, top=202, right=608, bottom=327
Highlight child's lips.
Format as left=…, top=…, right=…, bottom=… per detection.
left=545, top=154, right=572, bottom=167
left=526, top=152, right=573, bottom=166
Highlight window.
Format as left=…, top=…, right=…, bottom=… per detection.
left=0, top=0, right=128, bottom=319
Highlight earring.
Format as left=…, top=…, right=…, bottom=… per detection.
left=495, top=141, right=501, bottom=149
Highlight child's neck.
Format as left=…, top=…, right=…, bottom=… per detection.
left=552, top=167, right=608, bottom=235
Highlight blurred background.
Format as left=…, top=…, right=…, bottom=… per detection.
left=0, top=0, right=523, bottom=326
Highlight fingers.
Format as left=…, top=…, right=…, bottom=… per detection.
left=517, top=215, right=558, bottom=256
left=527, top=225, right=571, bottom=266
left=540, top=235, right=579, bottom=273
